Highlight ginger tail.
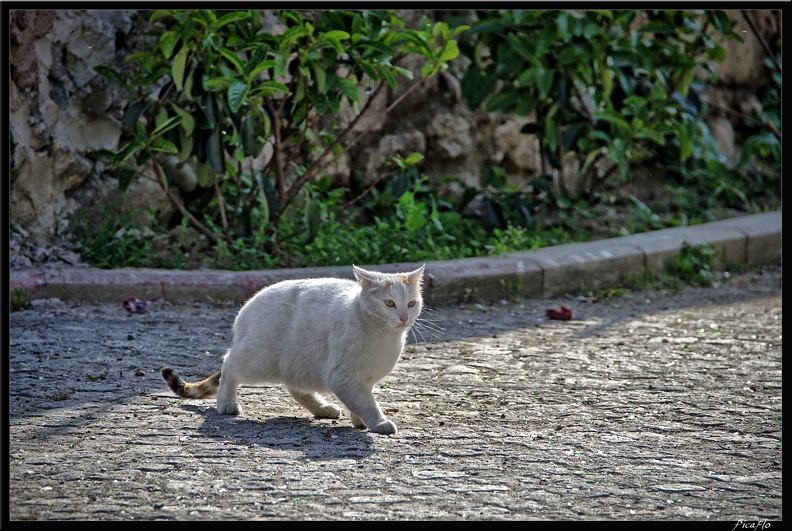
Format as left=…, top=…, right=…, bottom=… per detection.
left=161, top=367, right=221, bottom=399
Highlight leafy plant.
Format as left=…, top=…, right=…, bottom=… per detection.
left=70, top=206, right=187, bottom=269
left=730, top=48, right=781, bottom=204
left=459, top=9, right=743, bottom=198
left=96, top=9, right=466, bottom=260
left=291, top=171, right=490, bottom=267
left=11, top=288, right=30, bottom=312
left=673, top=241, right=718, bottom=286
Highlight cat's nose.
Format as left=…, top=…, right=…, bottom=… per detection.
left=399, top=316, right=408, bottom=324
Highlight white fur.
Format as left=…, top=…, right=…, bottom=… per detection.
left=216, top=264, right=425, bottom=435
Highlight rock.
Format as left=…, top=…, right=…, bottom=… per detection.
left=426, top=113, right=473, bottom=160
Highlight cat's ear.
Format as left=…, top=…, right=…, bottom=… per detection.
left=352, top=265, right=377, bottom=290
left=407, top=264, right=425, bottom=287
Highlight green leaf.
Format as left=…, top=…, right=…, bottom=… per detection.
left=169, top=103, right=196, bottom=136
left=195, top=159, right=215, bottom=188
left=583, top=21, right=603, bottom=40
left=114, top=140, right=144, bottom=167
left=707, top=43, right=728, bottom=62
left=439, top=40, right=460, bottom=62
left=634, top=128, right=666, bottom=146
left=275, top=53, right=288, bottom=77
left=216, top=11, right=250, bottom=28
left=247, top=59, right=277, bottom=81
left=598, top=57, right=613, bottom=97
left=151, top=115, right=183, bottom=138
left=250, top=80, right=290, bottom=97
left=506, top=33, right=542, bottom=67
left=391, top=65, right=414, bottom=80
left=379, top=67, right=397, bottom=91
left=536, top=68, right=555, bottom=99
left=580, top=148, right=602, bottom=177
left=453, top=24, right=471, bottom=37
left=514, top=96, right=537, bottom=117
left=556, top=12, right=571, bottom=40
left=203, top=76, right=236, bottom=90
left=160, top=30, right=181, bottom=60
left=594, top=109, right=630, bottom=132
left=206, top=126, right=225, bottom=173
left=227, top=81, right=250, bottom=113
left=178, top=127, right=193, bottom=161
left=96, top=148, right=117, bottom=160
left=149, top=139, right=179, bottom=154
left=240, top=114, right=259, bottom=158
left=335, top=78, right=360, bottom=104
left=676, top=68, right=697, bottom=98
left=149, top=10, right=175, bottom=23
left=118, top=167, right=136, bottom=192
left=324, top=30, right=350, bottom=41
left=123, top=101, right=149, bottom=132
left=545, top=109, right=559, bottom=153
left=483, top=165, right=507, bottom=189
left=311, top=63, right=327, bottom=93
left=404, top=152, right=424, bottom=166
left=461, top=66, right=497, bottom=110
left=321, top=35, right=346, bottom=55
left=639, top=20, right=677, bottom=34
left=219, top=47, right=245, bottom=74
left=260, top=107, right=272, bottom=138
left=558, top=46, right=584, bottom=67
left=172, top=47, right=188, bottom=92
left=562, top=122, right=588, bottom=151
left=361, top=41, right=396, bottom=59
left=183, top=67, right=195, bottom=101
left=94, top=66, right=127, bottom=88
left=484, top=86, right=518, bottom=113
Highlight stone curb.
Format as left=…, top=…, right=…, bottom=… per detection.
left=9, top=211, right=782, bottom=307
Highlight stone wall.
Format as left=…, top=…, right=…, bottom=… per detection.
left=8, top=9, right=781, bottom=267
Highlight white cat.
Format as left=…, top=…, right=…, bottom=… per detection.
left=162, top=264, right=425, bottom=435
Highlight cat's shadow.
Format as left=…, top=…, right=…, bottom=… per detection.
left=183, top=405, right=377, bottom=460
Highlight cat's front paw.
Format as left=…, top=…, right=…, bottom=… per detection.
left=368, top=419, right=397, bottom=435
left=217, top=402, right=240, bottom=415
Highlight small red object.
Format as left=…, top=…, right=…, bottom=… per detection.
left=122, top=296, right=150, bottom=314
left=545, top=306, right=573, bottom=320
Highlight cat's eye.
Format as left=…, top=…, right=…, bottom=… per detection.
left=384, top=300, right=396, bottom=307
left=408, top=301, right=416, bottom=307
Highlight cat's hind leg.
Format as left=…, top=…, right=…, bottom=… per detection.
left=349, top=412, right=366, bottom=429
left=287, top=388, right=341, bottom=419
left=216, top=370, right=241, bottom=415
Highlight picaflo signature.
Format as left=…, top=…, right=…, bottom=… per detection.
left=732, top=520, right=771, bottom=531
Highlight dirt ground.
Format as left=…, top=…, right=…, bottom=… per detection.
left=8, top=264, right=782, bottom=521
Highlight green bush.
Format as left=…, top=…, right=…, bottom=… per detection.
left=77, top=9, right=778, bottom=272
left=673, top=242, right=718, bottom=286
left=70, top=206, right=187, bottom=269
left=96, top=9, right=465, bottom=259
left=458, top=10, right=744, bottom=197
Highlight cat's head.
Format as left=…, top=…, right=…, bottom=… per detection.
left=353, top=264, right=425, bottom=330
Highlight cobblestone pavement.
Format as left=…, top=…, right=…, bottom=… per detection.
left=8, top=265, right=781, bottom=521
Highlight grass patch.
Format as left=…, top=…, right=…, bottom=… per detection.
left=11, top=288, right=30, bottom=312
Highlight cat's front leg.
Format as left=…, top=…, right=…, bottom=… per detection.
left=347, top=411, right=395, bottom=435
left=328, top=379, right=397, bottom=435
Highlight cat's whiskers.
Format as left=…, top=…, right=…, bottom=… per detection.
left=409, top=307, right=445, bottom=343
